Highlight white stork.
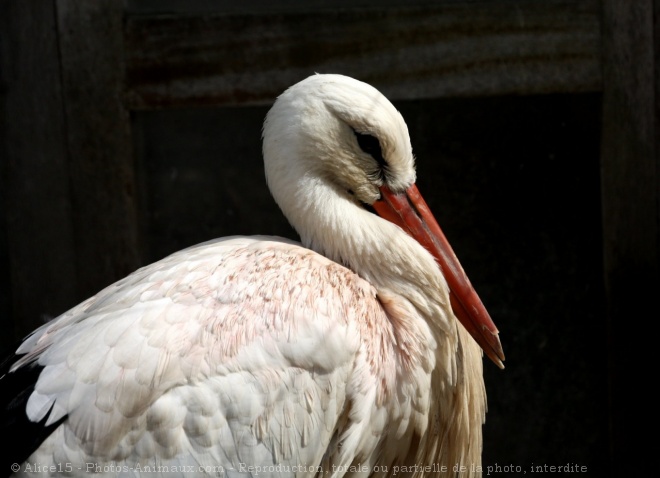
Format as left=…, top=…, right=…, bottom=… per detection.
left=1, top=74, right=504, bottom=477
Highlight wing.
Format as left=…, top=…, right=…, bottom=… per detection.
left=2, top=237, right=402, bottom=477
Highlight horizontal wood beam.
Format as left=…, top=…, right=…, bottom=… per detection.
left=125, top=0, right=602, bottom=109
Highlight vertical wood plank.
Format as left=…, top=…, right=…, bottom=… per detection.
left=0, top=0, right=78, bottom=339
left=55, top=0, right=142, bottom=300
left=601, top=0, right=659, bottom=472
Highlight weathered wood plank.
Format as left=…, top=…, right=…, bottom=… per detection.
left=55, top=0, right=142, bottom=300
left=126, top=0, right=521, bottom=15
left=1, top=0, right=79, bottom=339
left=600, top=0, right=659, bottom=473
left=125, top=0, right=601, bottom=109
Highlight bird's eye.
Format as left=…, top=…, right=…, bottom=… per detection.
left=354, top=131, right=387, bottom=170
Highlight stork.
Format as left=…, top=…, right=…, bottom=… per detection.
left=1, top=74, right=504, bottom=477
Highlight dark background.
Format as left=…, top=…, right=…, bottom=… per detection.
left=1, top=1, right=657, bottom=477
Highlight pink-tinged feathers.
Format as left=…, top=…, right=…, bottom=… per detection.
left=16, top=238, right=473, bottom=475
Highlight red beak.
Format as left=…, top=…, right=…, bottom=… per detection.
left=374, top=184, right=505, bottom=369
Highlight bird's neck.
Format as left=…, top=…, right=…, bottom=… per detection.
left=273, top=172, right=453, bottom=334
left=274, top=174, right=486, bottom=473
left=279, top=175, right=400, bottom=281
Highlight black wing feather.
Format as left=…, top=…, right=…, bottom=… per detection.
left=0, top=349, right=66, bottom=477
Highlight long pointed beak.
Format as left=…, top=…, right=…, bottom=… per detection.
left=373, top=184, right=505, bottom=369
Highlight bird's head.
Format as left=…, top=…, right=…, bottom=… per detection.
left=263, top=74, right=415, bottom=206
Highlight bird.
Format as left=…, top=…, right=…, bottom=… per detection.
left=1, top=73, right=504, bottom=477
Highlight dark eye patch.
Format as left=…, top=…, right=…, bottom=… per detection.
left=354, top=131, right=387, bottom=169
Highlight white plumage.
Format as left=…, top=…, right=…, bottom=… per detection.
left=3, top=74, right=503, bottom=477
